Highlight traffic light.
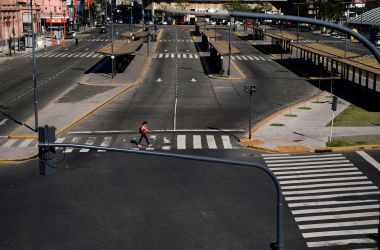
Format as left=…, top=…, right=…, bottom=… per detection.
left=250, top=85, right=256, bottom=94
left=38, top=125, right=56, bottom=176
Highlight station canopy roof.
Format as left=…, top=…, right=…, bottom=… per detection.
left=122, top=30, right=150, bottom=39
left=209, top=40, right=239, bottom=55
left=349, top=7, right=380, bottom=26
left=97, top=39, right=143, bottom=55
left=202, top=30, right=222, bottom=38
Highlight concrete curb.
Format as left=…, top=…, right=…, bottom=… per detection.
left=0, top=154, right=38, bottom=164
left=208, top=60, right=247, bottom=80
left=320, top=144, right=380, bottom=152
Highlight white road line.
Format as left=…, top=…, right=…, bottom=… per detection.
left=231, top=55, right=236, bottom=60
left=264, top=154, right=342, bottom=160
left=189, top=54, right=193, bottom=58
left=262, top=153, right=290, bottom=157
left=86, top=53, right=94, bottom=57
left=171, top=53, right=175, bottom=58
left=55, top=138, right=65, bottom=143
left=288, top=199, right=378, bottom=208
left=303, top=228, right=377, bottom=238
left=222, top=135, right=232, bottom=149
left=92, top=54, right=98, bottom=58
left=286, top=191, right=380, bottom=201
left=162, top=146, right=171, bottom=150
left=268, top=160, right=350, bottom=167
left=19, top=139, right=34, bottom=148
left=60, top=54, right=68, bottom=57
left=259, top=56, right=266, bottom=60
left=67, top=54, right=74, bottom=57
left=357, top=151, right=380, bottom=171
left=159, top=53, right=163, bottom=58
left=274, top=167, right=357, bottom=175
left=194, top=54, right=199, bottom=58
left=177, top=135, right=186, bottom=150
left=2, top=139, right=18, bottom=147
left=292, top=204, right=379, bottom=215
left=282, top=181, right=373, bottom=190
left=97, top=54, right=104, bottom=58
left=280, top=176, right=368, bottom=185
left=307, top=238, right=376, bottom=248
left=254, top=56, right=260, bottom=60
left=206, top=135, right=217, bottom=149
left=284, top=185, right=378, bottom=195
left=277, top=171, right=361, bottom=180
left=163, top=137, right=171, bottom=144
left=79, top=137, right=96, bottom=152
left=295, top=211, right=379, bottom=222
left=241, top=56, right=248, bottom=60
left=173, top=98, right=177, bottom=130
left=183, top=54, right=187, bottom=58
left=165, top=53, right=169, bottom=58
left=98, top=136, right=112, bottom=152
left=270, top=163, right=354, bottom=171
left=0, top=119, right=7, bottom=126
left=79, top=53, right=86, bottom=57
left=193, top=135, right=202, bottom=149
left=235, top=55, right=242, bottom=60
left=64, top=137, right=81, bottom=153
left=247, top=56, right=254, bottom=60
left=299, top=220, right=379, bottom=230
left=177, top=53, right=181, bottom=58
left=266, top=156, right=345, bottom=163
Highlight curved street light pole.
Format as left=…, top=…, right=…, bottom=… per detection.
left=30, top=0, right=38, bottom=131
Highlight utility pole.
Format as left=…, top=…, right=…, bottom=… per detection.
left=227, top=16, right=232, bottom=77
left=111, top=0, right=115, bottom=79
left=31, top=0, right=39, bottom=131
left=244, top=84, right=256, bottom=139
left=0, top=3, right=3, bottom=53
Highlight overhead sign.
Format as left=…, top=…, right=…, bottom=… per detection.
left=46, top=18, right=65, bottom=24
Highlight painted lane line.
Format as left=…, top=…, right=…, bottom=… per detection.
left=231, top=55, right=236, bottom=60
left=63, top=137, right=81, bottom=153
left=292, top=204, right=379, bottom=215
left=165, top=53, right=169, bottom=58
left=266, top=156, right=345, bottom=163
left=86, top=53, right=94, bottom=57
left=221, top=135, right=232, bottom=149
left=177, top=53, right=181, bottom=58
left=280, top=176, right=368, bottom=185
left=284, top=185, right=378, bottom=195
left=194, top=54, right=199, bottom=58
left=357, top=151, right=380, bottom=171
left=55, top=138, right=65, bottom=143
left=241, top=56, right=248, bottom=60
left=247, top=56, right=254, bottom=60
left=269, top=163, right=354, bottom=171
left=206, top=135, right=217, bottom=149
left=67, top=129, right=246, bottom=134
left=307, top=238, right=376, bottom=248
left=286, top=191, right=380, bottom=201
left=262, top=153, right=290, bottom=157
left=92, top=54, right=98, bottom=58
left=288, top=199, right=378, bottom=208
left=193, top=135, right=202, bottom=149
left=159, top=53, right=163, bottom=58
left=299, top=220, right=379, bottom=230
left=98, top=136, right=112, bottom=152
left=162, top=145, right=171, bottom=150
left=254, top=56, right=260, bottom=60
left=0, top=119, right=7, bottom=126
left=1, top=139, right=18, bottom=147
left=19, top=139, right=34, bottom=148
left=263, top=154, right=342, bottom=160
left=173, top=98, right=178, bottom=130
left=295, top=211, right=379, bottom=222
left=171, top=53, right=175, bottom=58
left=189, top=54, right=193, bottom=58
left=235, top=55, right=242, bottom=60
left=79, top=137, right=96, bottom=152
left=277, top=171, right=362, bottom=180
left=268, top=160, right=350, bottom=167
left=282, top=181, right=373, bottom=190
left=183, top=54, right=187, bottom=58
left=259, top=56, right=266, bottom=60
left=177, top=135, right=186, bottom=150
left=274, top=167, right=357, bottom=175
left=303, top=228, right=377, bottom=238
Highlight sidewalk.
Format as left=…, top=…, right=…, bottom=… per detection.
left=0, top=32, right=162, bottom=161
left=241, top=91, right=380, bottom=152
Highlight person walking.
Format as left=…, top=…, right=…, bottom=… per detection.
left=75, top=37, right=78, bottom=46
left=138, top=121, right=152, bottom=147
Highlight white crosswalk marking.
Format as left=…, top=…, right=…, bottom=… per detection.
left=189, top=54, right=193, bottom=58
left=262, top=153, right=380, bottom=249
left=231, top=55, right=236, bottom=60
left=206, top=135, right=217, bottom=149
left=2, top=139, right=18, bottom=147
left=194, top=54, right=199, bottom=58
left=193, top=135, right=202, bottom=149
left=86, top=53, right=94, bottom=57
left=221, top=135, right=232, bottom=149
left=92, top=54, right=99, bottom=58
left=64, top=137, right=81, bottom=153
left=241, top=56, right=248, bottom=60
left=177, top=135, right=186, bottom=150
left=19, top=139, right=34, bottom=147
left=80, top=137, right=96, bottom=152
left=235, top=56, right=242, bottom=60
left=159, top=53, right=163, bottom=58
left=171, top=53, right=175, bottom=58
left=98, top=136, right=112, bottom=152
left=247, top=56, right=254, bottom=60
left=259, top=56, right=266, bottom=60
left=67, top=53, right=74, bottom=57
left=177, top=53, right=181, bottom=58
left=165, top=53, right=169, bottom=58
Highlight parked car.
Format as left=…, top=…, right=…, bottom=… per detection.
left=68, top=31, right=77, bottom=38
left=244, top=21, right=253, bottom=25
left=64, top=32, right=74, bottom=39
left=178, top=19, right=187, bottom=25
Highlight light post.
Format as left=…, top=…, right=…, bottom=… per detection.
left=227, top=16, right=232, bottom=77
left=244, top=84, right=256, bottom=139
left=5, top=16, right=11, bottom=56
left=111, top=0, right=115, bottom=79
left=62, top=11, right=66, bottom=48
left=31, top=0, right=39, bottom=131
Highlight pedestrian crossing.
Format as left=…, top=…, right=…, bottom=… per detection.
left=231, top=55, right=273, bottom=61
left=81, top=38, right=111, bottom=42
left=160, top=39, right=193, bottom=43
left=0, top=134, right=239, bottom=151
left=26, top=52, right=104, bottom=59
left=153, top=53, right=199, bottom=59
left=262, top=153, right=379, bottom=249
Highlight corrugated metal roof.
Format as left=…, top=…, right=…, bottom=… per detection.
left=349, top=7, right=380, bottom=26
left=97, top=39, right=143, bottom=55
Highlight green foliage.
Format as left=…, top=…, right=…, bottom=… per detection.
left=326, top=104, right=380, bottom=127
left=270, top=123, right=285, bottom=127
left=326, top=139, right=352, bottom=147
left=223, top=0, right=252, bottom=12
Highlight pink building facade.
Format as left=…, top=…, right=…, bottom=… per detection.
left=37, top=0, right=68, bottom=34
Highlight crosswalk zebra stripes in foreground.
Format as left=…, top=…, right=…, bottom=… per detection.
left=0, top=134, right=238, bottom=151
left=262, top=153, right=379, bottom=249
left=24, top=52, right=104, bottom=58
left=153, top=53, right=199, bottom=59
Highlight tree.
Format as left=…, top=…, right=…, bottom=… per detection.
left=223, top=0, right=251, bottom=12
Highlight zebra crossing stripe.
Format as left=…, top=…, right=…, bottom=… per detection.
left=269, top=163, right=354, bottom=171
left=307, top=238, right=376, bottom=248
left=189, top=54, right=193, bottom=58
left=165, top=54, right=169, bottom=58
left=55, top=138, right=65, bottom=143
left=247, top=56, right=254, bottom=60
left=67, top=54, right=74, bottom=57
left=241, top=56, right=248, bottom=60
left=194, top=54, right=199, bottom=58
left=266, top=156, right=345, bottom=163
left=79, top=53, right=86, bottom=57
left=235, top=56, right=242, bottom=60
left=281, top=180, right=373, bottom=190
left=277, top=171, right=362, bottom=180
left=221, top=135, right=232, bottom=149
left=254, top=56, right=260, bottom=60
left=86, top=53, right=94, bottom=57
left=92, top=54, right=99, bottom=58
left=193, top=135, right=202, bottom=149
left=177, top=53, right=181, bottom=58
left=231, top=56, right=236, bottom=60
left=280, top=175, right=368, bottom=184
left=159, top=54, right=163, bottom=58
left=295, top=211, right=379, bottom=222
left=299, top=220, right=379, bottom=230
left=80, top=137, right=96, bottom=152
left=284, top=185, right=378, bottom=195
left=274, top=167, right=358, bottom=175
left=60, top=54, right=68, bottom=57
left=268, top=159, right=350, bottom=167
left=286, top=190, right=380, bottom=201
left=177, top=135, right=186, bottom=150
left=292, top=204, right=379, bottom=215
left=98, top=136, right=112, bottom=152
left=64, top=137, right=81, bottom=153
left=264, top=154, right=342, bottom=160
left=183, top=54, right=187, bottom=58
left=303, top=228, right=378, bottom=238
left=19, top=139, right=34, bottom=148
left=206, top=135, right=217, bottom=149
left=259, top=57, right=266, bottom=60
left=171, top=53, right=175, bottom=58
left=2, top=139, right=18, bottom=147
left=288, top=199, right=378, bottom=208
